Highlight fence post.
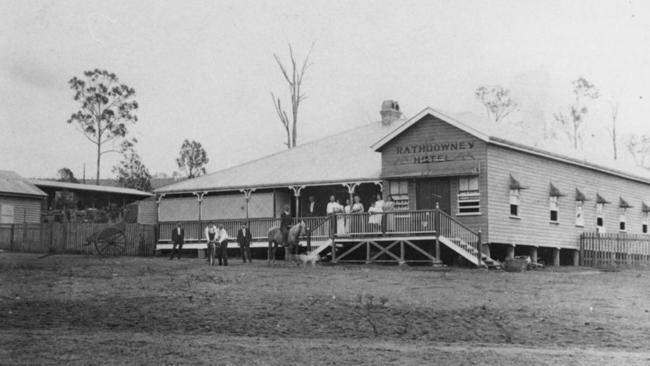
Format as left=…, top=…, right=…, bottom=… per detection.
left=21, top=222, right=27, bottom=250
left=9, top=224, right=15, bottom=251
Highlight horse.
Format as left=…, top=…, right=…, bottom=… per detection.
left=267, top=221, right=307, bottom=265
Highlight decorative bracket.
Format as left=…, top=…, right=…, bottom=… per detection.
left=155, top=193, right=166, bottom=204
left=240, top=188, right=256, bottom=201
left=193, top=191, right=207, bottom=202
left=342, top=182, right=360, bottom=195
left=373, top=181, right=384, bottom=192
left=289, top=185, right=306, bottom=197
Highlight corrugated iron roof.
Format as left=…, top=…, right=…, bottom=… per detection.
left=0, top=170, right=47, bottom=197
left=31, top=179, right=153, bottom=197
left=156, top=122, right=395, bottom=194
left=156, top=106, right=650, bottom=195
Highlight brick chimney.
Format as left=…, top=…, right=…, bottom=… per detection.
left=380, top=100, right=402, bottom=126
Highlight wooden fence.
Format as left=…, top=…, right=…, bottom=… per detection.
left=580, top=232, right=650, bottom=267
left=0, top=223, right=157, bottom=256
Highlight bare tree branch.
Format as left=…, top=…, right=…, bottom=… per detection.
left=270, top=43, right=315, bottom=149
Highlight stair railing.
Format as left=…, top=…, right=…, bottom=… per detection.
left=435, top=207, right=482, bottom=266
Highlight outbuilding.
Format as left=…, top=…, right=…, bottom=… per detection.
left=0, top=170, right=47, bottom=224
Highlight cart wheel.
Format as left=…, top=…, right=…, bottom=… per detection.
left=95, top=231, right=127, bottom=256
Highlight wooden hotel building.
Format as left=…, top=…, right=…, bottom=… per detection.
left=155, top=101, right=650, bottom=266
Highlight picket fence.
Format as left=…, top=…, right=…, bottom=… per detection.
left=0, top=223, right=157, bottom=256
left=580, top=232, right=650, bottom=267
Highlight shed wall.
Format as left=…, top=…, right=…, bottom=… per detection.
left=136, top=200, right=158, bottom=225
left=0, top=197, right=42, bottom=224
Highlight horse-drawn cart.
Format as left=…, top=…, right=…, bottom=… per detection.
left=84, top=222, right=128, bottom=256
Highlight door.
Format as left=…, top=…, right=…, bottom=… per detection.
left=416, top=178, right=451, bottom=213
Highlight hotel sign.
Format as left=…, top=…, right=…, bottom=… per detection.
left=391, top=140, right=476, bottom=166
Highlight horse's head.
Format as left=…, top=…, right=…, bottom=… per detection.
left=297, top=220, right=307, bottom=235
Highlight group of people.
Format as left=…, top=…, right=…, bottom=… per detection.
left=168, top=193, right=396, bottom=263
left=306, top=193, right=396, bottom=234
left=169, top=221, right=253, bottom=265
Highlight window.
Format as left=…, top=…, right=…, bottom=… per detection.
left=643, top=223, right=648, bottom=234
left=509, top=189, right=520, bottom=217
left=575, top=201, right=585, bottom=227
left=458, top=176, right=480, bottom=214
left=388, top=180, right=409, bottom=210
left=549, top=196, right=559, bottom=223
left=596, top=203, right=604, bottom=228
left=0, top=204, right=14, bottom=224
left=619, top=214, right=627, bottom=232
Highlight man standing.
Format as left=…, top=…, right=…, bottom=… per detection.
left=170, top=222, right=184, bottom=260
left=237, top=222, right=253, bottom=263
left=280, top=204, right=292, bottom=245
left=216, top=224, right=229, bottom=266
left=306, top=195, right=321, bottom=217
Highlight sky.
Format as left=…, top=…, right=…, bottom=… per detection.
left=1, top=0, right=649, bottom=180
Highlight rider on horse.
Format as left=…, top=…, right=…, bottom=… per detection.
left=280, top=204, right=292, bottom=245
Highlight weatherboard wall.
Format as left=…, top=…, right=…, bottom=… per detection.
left=486, top=144, right=650, bottom=249
left=159, top=192, right=274, bottom=222
left=0, top=196, right=42, bottom=224
left=379, top=115, right=490, bottom=240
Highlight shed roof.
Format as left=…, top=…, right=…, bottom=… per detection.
left=31, top=179, right=153, bottom=197
left=0, top=170, right=47, bottom=198
left=156, top=106, right=650, bottom=195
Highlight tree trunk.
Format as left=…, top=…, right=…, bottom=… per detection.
left=613, top=128, right=617, bottom=160
left=96, top=138, right=101, bottom=185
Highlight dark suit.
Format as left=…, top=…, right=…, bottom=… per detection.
left=170, top=227, right=184, bottom=259
left=306, top=201, right=321, bottom=217
left=280, top=212, right=292, bottom=244
left=237, top=228, right=253, bottom=263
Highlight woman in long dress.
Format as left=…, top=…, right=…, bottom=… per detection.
left=384, top=195, right=395, bottom=233
left=335, top=199, right=346, bottom=235
left=368, top=202, right=383, bottom=233
left=351, top=195, right=364, bottom=234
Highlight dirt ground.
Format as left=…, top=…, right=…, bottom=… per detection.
left=1, top=253, right=650, bottom=365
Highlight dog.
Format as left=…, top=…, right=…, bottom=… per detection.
left=296, top=252, right=320, bottom=267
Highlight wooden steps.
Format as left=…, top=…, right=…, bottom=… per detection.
left=439, top=235, right=501, bottom=269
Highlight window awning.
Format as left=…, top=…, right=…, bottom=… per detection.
left=596, top=193, right=611, bottom=204
left=509, top=174, right=527, bottom=190
left=549, top=183, right=565, bottom=197
left=619, top=197, right=633, bottom=209
left=575, top=188, right=588, bottom=202
left=642, top=202, right=650, bottom=213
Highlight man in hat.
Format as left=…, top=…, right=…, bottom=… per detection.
left=170, top=222, right=184, bottom=260
left=280, top=204, right=292, bottom=245
left=237, top=222, right=253, bottom=263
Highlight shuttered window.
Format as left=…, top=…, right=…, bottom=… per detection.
left=458, top=176, right=480, bottom=214
left=509, top=189, right=520, bottom=217
left=549, top=196, right=559, bottom=223
left=388, top=180, right=409, bottom=211
left=575, top=201, right=585, bottom=227
left=596, top=203, right=604, bottom=228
